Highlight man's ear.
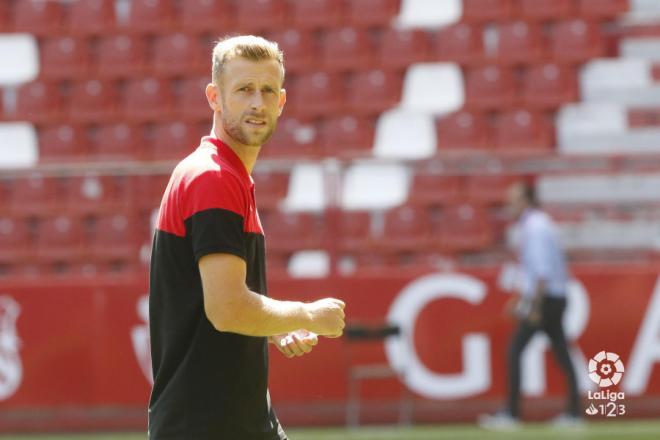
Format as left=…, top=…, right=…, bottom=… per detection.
left=278, top=88, right=286, bottom=116
left=205, top=82, right=222, bottom=112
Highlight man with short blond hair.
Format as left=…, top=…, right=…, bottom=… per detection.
left=148, top=35, right=346, bottom=440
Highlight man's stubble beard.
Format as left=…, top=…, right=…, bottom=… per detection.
left=221, top=111, right=277, bottom=148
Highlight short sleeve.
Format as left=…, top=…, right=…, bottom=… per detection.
left=182, top=170, right=248, bottom=262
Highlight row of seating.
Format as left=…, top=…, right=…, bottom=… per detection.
left=0, top=0, right=628, bottom=36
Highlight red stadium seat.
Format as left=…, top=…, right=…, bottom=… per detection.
left=408, top=173, right=463, bottom=206
left=40, top=37, right=91, bottom=79
left=148, top=121, right=204, bottom=160
left=9, top=175, right=64, bottom=216
left=153, top=33, right=205, bottom=77
left=263, top=211, right=323, bottom=252
left=291, top=0, right=346, bottom=30
left=321, top=27, right=374, bottom=72
left=437, top=203, right=493, bottom=252
left=89, top=213, right=143, bottom=260
left=35, top=215, right=84, bottom=260
left=577, top=0, right=629, bottom=19
left=70, top=80, right=120, bottom=123
left=348, top=0, right=400, bottom=28
left=68, top=0, right=116, bottom=36
left=379, top=29, right=431, bottom=70
left=347, top=69, right=402, bottom=116
left=262, top=117, right=320, bottom=158
left=465, top=65, right=517, bottom=110
left=522, top=63, right=578, bottom=110
left=269, top=29, right=318, bottom=73
left=434, top=23, right=485, bottom=65
left=337, top=210, right=372, bottom=251
left=125, top=0, right=176, bottom=33
left=97, top=35, right=149, bottom=79
left=0, top=217, right=32, bottom=263
left=495, top=21, right=545, bottom=65
left=181, top=0, right=233, bottom=33
left=436, top=110, right=492, bottom=150
left=235, top=0, right=288, bottom=33
left=179, top=76, right=213, bottom=122
left=14, top=0, right=64, bottom=36
left=465, top=174, right=518, bottom=204
left=381, top=205, right=433, bottom=252
left=519, top=0, right=574, bottom=21
left=38, top=124, right=88, bottom=162
left=287, top=72, right=345, bottom=119
left=66, top=174, right=130, bottom=215
left=124, top=78, right=174, bottom=122
left=550, top=19, right=605, bottom=64
left=0, top=1, right=10, bottom=32
left=94, top=123, right=144, bottom=160
left=130, top=174, right=171, bottom=211
left=461, top=0, right=514, bottom=23
left=319, top=115, right=375, bottom=157
left=494, top=110, right=554, bottom=151
left=253, top=170, right=290, bottom=211
left=15, top=81, right=64, bottom=123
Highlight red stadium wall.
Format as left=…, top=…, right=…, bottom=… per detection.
left=0, top=265, right=659, bottom=431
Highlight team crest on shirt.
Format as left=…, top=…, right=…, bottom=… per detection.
left=131, top=295, right=153, bottom=385
left=0, top=295, right=22, bottom=400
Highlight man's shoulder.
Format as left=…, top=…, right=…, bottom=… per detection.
left=525, top=210, right=554, bottom=232
left=174, top=145, right=244, bottom=191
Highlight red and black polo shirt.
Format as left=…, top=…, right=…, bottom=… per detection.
left=148, top=137, right=285, bottom=440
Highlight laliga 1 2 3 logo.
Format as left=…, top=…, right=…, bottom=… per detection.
left=585, top=351, right=626, bottom=417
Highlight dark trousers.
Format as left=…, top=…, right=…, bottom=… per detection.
left=506, top=296, right=579, bottom=418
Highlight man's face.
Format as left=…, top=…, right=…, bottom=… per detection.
left=507, top=183, right=527, bottom=220
left=208, top=58, right=285, bottom=148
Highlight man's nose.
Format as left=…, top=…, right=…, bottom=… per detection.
left=250, top=92, right=266, bottom=110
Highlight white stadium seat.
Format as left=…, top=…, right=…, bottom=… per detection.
left=395, top=0, right=462, bottom=29
left=282, top=163, right=327, bottom=212
left=288, top=250, right=330, bottom=278
left=400, top=63, right=464, bottom=114
left=341, top=162, right=410, bottom=210
left=0, top=123, right=38, bottom=168
left=580, top=59, right=660, bottom=106
left=0, top=34, right=39, bottom=86
left=373, top=109, right=436, bottom=159
left=538, top=173, right=660, bottom=204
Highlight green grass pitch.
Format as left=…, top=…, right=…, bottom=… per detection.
left=1, top=421, right=659, bottom=440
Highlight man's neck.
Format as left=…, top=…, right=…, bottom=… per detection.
left=211, top=123, right=260, bottom=175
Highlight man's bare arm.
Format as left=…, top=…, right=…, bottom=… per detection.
left=199, top=253, right=345, bottom=337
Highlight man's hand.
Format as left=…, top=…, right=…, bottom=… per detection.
left=270, top=330, right=318, bottom=358
left=304, top=298, right=346, bottom=338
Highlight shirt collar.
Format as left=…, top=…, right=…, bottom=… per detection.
left=203, top=136, right=253, bottom=186
left=519, top=208, right=537, bottom=225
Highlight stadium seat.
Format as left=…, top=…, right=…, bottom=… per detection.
left=433, top=23, right=484, bottom=65
left=288, top=250, right=330, bottom=278
left=70, top=80, right=120, bottom=123
left=341, top=163, right=410, bottom=210
left=494, top=110, right=553, bottom=151
left=461, top=0, right=514, bottom=23
left=518, top=0, right=574, bottom=21
left=373, top=110, right=436, bottom=159
left=321, top=27, right=374, bottom=72
left=291, top=0, right=346, bottom=30
left=10, top=174, right=65, bottom=216
left=262, top=117, right=320, bottom=158
left=35, top=215, right=84, bottom=260
left=94, top=123, right=144, bottom=160
left=465, top=174, right=518, bottom=204
left=148, top=121, right=205, bottom=160
left=178, top=76, right=213, bottom=121
left=268, top=30, right=318, bottom=74
left=66, top=174, right=124, bottom=214
left=68, top=0, right=116, bottom=36
left=130, top=174, right=171, bottom=211
left=436, top=203, right=494, bottom=252
left=40, top=37, right=91, bottom=79
left=464, top=65, right=517, bottom=110
left=577, top=0, right=629, bottom=19
left=235, top=0, right=288, bottom=33
left=0, top=217, right=32, bottom=263
left=522, top=63, right=578, bottom=110
left=347, top=69, right=403, bottom=116
left=0, top=123, right=38, bottom=168
left=395, top=0, right=461, bottom=29
left=0, top=34, right=38, bottom=86
left=550, top=19, right=605, bottom=64
left=97, top=35, right=148, bottom=79
left=408, top=172, right=463, bottom=206
left=263, top=211, right=323, bottom=252
left=14, top=0, right=65, bottom=36
left=153, top=33, right=205, bottom=77
left=494, top=21, right=545, bottom=65
left=181, top=0, right=232, bottom=33
left=319, top=115, right=375, bottom=157
left=281, top=164, right=327, bottom=212
left=15, top=81, right=64, bottom=123
left=125, top=0, right=176, bottom=33
left=124, top=78, right=174, bottom=122
left=436, top=110, right=492, bottom=150
left=89, top=213, right=143, bottom=261
left=38, top=124, right=88, bottom=162
left=287, top=72, right=345, bottom=119
left=0, top=1, right=10, bottom=32
left=253, top=170, right=290, bottom=211
left=348, top=0, right=400, bottom=28
left=381, top=205, right=433, bottom=252
left=400, top=63, right=464, bottom=114
left=378, top=28, right=431, bottom=70
left=337, top=210, right=373, bottom=251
